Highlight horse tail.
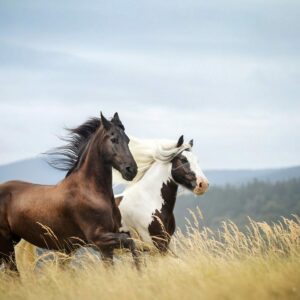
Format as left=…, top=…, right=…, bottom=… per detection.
left=15, top=239, right=37, bottom=275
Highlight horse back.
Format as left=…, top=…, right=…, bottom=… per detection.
left=0, top=180, right=34, bottom=207
left=0, top=181, right=36, bottom=240
left=0, top=180, right=46, bottom=194
left=0, top=180, right=51, bottom=210
left=0, top=181, right=66, bottom=244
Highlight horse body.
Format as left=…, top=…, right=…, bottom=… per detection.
left=0, top=113, right=139, bottom=272
left=3, top=177, right=117, bottom=251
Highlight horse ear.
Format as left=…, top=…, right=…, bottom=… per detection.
left=100, top=112, right=111, bottom=130
left=189, top=139, right=194, bottom=147
left=113, top=112, right=120, bottom=122
left=177, top=135, right=184, bottom=147
left=112, top=112, right=125, bottom=130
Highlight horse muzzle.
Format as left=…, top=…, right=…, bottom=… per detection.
left=193, top=176, right=209, bottom=195
left=121, top=165, right=138, bottom=181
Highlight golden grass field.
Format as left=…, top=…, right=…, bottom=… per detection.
left=1, top=210, right=300, bottom=300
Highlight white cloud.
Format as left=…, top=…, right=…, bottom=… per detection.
left=0, top=0, right=299, bottom=168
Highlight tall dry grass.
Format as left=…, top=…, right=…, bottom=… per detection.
left=1, top=210, right=300, bottom=300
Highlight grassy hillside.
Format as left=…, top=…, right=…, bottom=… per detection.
left=175, top=178, right=300, bottom=230
left=2, top=214, right=299, bottom=300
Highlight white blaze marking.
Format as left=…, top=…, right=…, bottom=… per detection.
left=181, top=150, right=207, bottom=180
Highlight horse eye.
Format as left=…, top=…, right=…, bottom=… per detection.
left=111, top=138, right=119, bottom=144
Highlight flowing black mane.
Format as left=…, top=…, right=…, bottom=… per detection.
left=46, top=117, right=101, bottom=176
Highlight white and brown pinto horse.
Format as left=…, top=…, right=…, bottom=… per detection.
left=114, top=135, right=209, bottom=252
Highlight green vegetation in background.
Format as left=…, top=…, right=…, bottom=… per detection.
left=175, top=178, right=300, bottom=230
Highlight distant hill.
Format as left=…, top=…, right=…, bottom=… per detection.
left=0, top=157, right=64, bottom=185
left=0, top=157, right=300, bottom=186
left=206, top=166, right=300, bottom=186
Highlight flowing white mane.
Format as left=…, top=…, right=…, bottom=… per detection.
left=113, top=136, right=191, bottom=185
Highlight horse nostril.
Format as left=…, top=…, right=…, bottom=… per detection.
left=126, top=166, right=134, bottom=174
left=195, top=177, right=209, bottom=194
left=197, top=179, right=209, bottom=190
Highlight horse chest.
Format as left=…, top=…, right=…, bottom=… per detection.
left=119, top=189, right=163, bottom=240
left=119, top=175, right=178, bottom=250
left=70, top=191, right=120, bottom=234
left=119, top=189, right=173, bottom=244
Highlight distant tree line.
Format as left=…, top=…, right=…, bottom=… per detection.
left=174, top=178, right=300, bottom=231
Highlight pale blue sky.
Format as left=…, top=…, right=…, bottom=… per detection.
left=0, top=0, right=299, bottom=169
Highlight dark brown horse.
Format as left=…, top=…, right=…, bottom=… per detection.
left=0, top=112, right=139, bottom=272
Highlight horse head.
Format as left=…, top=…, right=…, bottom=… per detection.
left=100, top=112, right=137, bottom=181
left=171, top=136, right=209, bottom=195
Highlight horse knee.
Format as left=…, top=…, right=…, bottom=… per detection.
left=117, top=232, right=134, bottom=248
left=88, top=231, right=132, bottom=251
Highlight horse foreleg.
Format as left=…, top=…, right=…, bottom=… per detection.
left=88, top=231, right=140, bottom=270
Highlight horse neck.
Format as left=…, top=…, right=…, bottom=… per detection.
left=76, top=130, right=113, bottom=198
left=138, top=162, right=178, bottom=213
